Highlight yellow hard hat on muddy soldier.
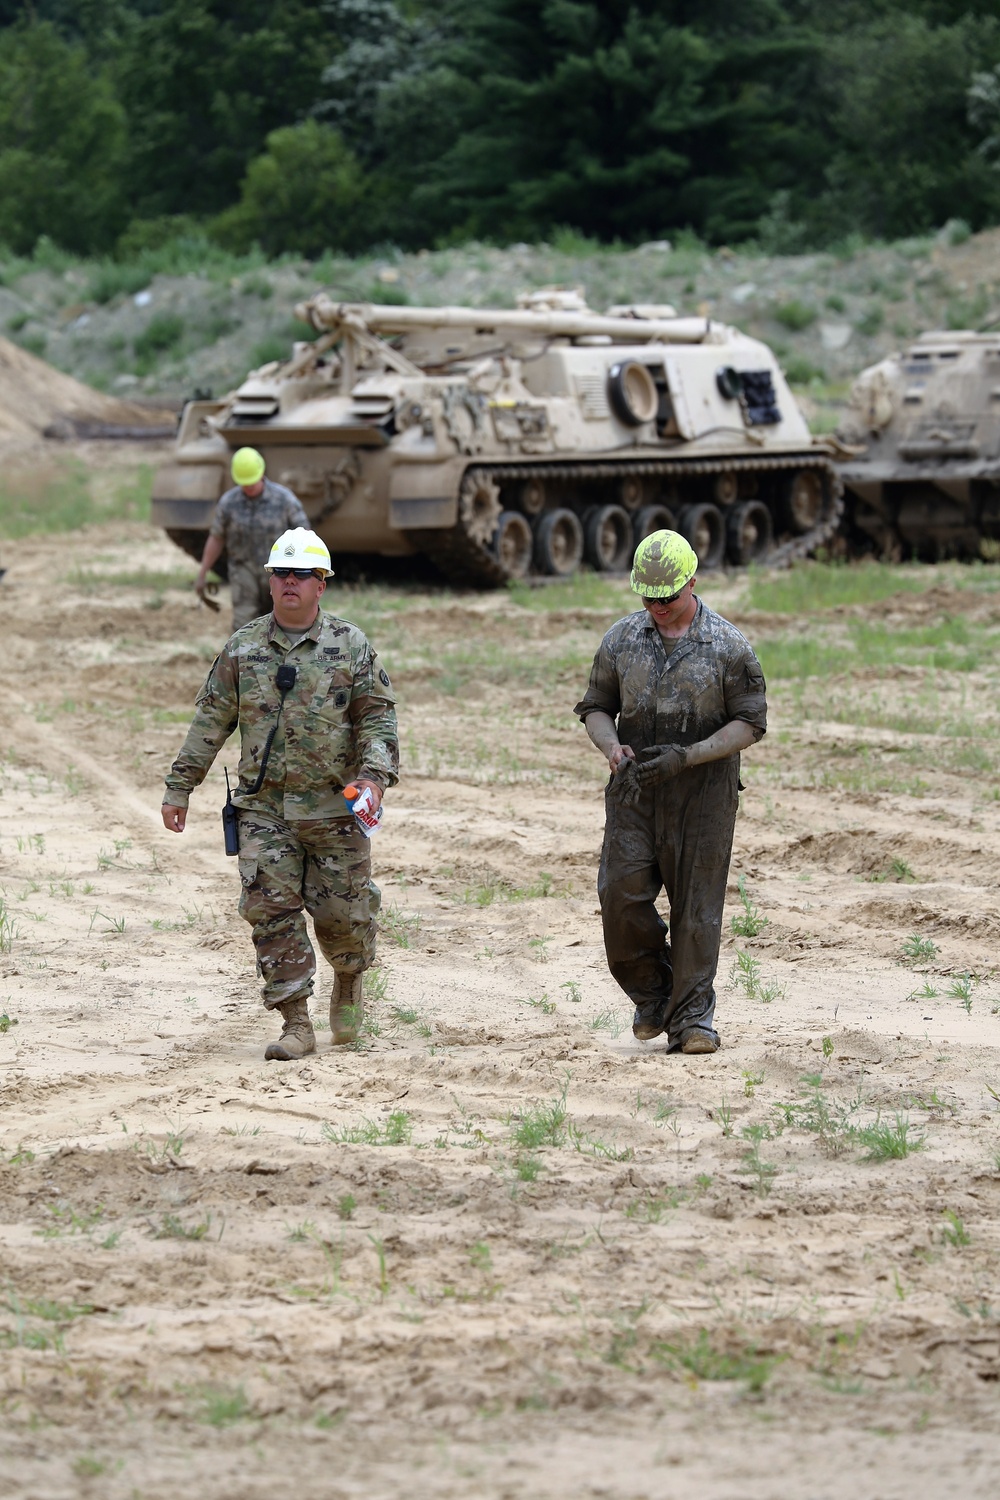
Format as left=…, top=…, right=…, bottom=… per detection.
left=630, top=529, right=698, bottom=597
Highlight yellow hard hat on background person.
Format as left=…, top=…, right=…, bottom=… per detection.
left=231, top=447, right=266, bottom=486
left=630, top=529, right=698, bottom=597
left=266, top=528, right=334, bottom=577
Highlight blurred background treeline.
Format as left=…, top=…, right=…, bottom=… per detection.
left=4, top=0, right=1000, bottom=261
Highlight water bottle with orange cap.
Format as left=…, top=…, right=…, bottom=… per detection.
left=343, top=783, right=383, bottom=837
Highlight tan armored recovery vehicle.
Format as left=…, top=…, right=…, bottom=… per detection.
left=839, top=330, right=1000, bottom=558
left=152, top=289, right=842, bottom=585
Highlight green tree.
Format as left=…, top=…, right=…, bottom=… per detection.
left=113, top=0, right=341, bottom=220
left=212, top=119, right=367, bottom=256
left=0, top=18, right=127, bottom=253
left=815, top=12, right=1000, bottom=240
left=345, top=0, right=831, bottom=246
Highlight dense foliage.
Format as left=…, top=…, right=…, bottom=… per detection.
left=2, top=1, right=1000, bottom=257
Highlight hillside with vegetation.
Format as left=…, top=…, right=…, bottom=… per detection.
left=3, top=222, right=1000, bottom=431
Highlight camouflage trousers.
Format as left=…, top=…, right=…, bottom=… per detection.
left=229, top=561, right=273, bottom=632
left=236, top=812, right=380, bottom=1010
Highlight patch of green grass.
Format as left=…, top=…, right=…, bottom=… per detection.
left=729, top=875, right=769, bottom=938
left=588, top=1007, right=624, bottom=1036
left=506, top=572, right=633, bottom=612
left=462, top=871, right=559, bottom=906
left=0, top=1010, right=18, bottom=1032
left=508, top=1091, right=567, bottom=1152
left=855, top=1113, right=925, bottom=1161
left=730, top=949, right=785, bottom=1003
left=322, top=1110, right=412, bottom=1146
left=947, top=973, right=976, bottom=1012
left=197, top=1384, right=251, bottom=1427
left=774, top=1077, right=859, bottom=1157
left=624, top=1190, right=683, bottom=1223
left=517, top=992, right=556, bottom=1015
left=64, top=566, right=194, bottom=595
left=745, top=561, right=928, bottom=615
left=0, top=896, right=20, bottom=954
left=0, top=462, right=152, bottom=539
left=738, top=1124, right=778, bottom=1194
left=902, top=933, right=938, bottom=962
left=378, top=902, right=421, bottom=948
left=153, top=1214, right=211, bottom=1241
left=941, top=1209, right=971, bottom=1247
left=285, top=1219, right=318, bottom=1242
left=72, top=1456, right=109, bottom=1479
left=654, top=1329, right=779, bottom=1393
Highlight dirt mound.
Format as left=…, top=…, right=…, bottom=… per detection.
left=0, top=335, right=172, bottom=442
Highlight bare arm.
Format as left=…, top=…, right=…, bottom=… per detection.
left=684, top=718, right=760, bottom=768
left=196, top=534, right=225, bottom=596
left=584, top=710, right=635, bottom=774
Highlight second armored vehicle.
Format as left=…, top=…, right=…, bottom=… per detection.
left=839, top=329, right=1000, bottom=558
left=153, top=289, right=841, bottom=585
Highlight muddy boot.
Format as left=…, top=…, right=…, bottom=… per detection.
left=329, top=971, right=364, bottom=1046
left=264, top=997, right=316, bottom=1061
left=680, top=1027, right=720, bottom=1055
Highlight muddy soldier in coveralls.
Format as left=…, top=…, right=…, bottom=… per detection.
left=195, top=447, right=310, bottom=631
left=575, top=530, right=767, bottom=1054
left=163, top=528, right=398, bottom=1061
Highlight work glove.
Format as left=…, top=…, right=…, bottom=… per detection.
left=194, top=577, right=220, bottom=613
left=609, top=744, right=688, bottom=807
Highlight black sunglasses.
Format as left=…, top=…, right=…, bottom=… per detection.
left=271, top=567, right=322, bottom=579
left=642, top=588, right=684, bottom=607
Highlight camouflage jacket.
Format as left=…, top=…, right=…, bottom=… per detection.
left=574, top=599, right=767, bottom=749
left=208, top=480, right=309, bottom=569
left=164, top=609, right=399, bottom=820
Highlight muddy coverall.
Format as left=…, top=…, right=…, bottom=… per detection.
left=164, top=609, right=398, bottom=1009
left=209, top=480, right=309, bottom=630
left=574, top=601, right=767, bottom=1048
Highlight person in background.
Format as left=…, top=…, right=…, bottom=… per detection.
left=195, top=447, right=309, bottom=630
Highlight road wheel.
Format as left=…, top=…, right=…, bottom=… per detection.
left=619, top=475, right=644, bottom=512
left=714, top=471, right=739, bottom=506
left=783, top=469, right=824, bottom=533
left=726, top=501, right=773, bottom=566
left=534, top=508, right=584, bottom=576
left=632, top=504, right=676, bottom=547
left=492, top=511, right=534, bottom=578
left=459, top=473, right=502, bottom=546
left=677, top=502, right=725, bottom=570
left=519, top=477, right=546, bottom=516
left=584, top=504, right=632, bottom=572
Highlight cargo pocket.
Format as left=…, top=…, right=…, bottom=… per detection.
left=238, top=856, right=258, bottom=889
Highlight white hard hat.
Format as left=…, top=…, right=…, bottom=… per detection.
left=265, top=528, right=333, bottom=576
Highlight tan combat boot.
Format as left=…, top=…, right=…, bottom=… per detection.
left=264, top=997, right=316, bottom=1061
left=329, top=971, right=364, bottom=1045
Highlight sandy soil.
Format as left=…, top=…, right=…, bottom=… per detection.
left=1, top=520, right=999, bottom=1500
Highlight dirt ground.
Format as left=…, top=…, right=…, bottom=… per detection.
left=1, top=511, right=999, bottom=1500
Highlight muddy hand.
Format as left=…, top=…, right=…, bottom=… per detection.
left=610, top=744, right=688, bottom=806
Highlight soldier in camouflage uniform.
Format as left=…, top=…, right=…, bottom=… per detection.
left=574, top=531, right=767, bottom=1055
left=164, top=528, right=398, bottom=1061
left=195, top=447, right=310, bottom=631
